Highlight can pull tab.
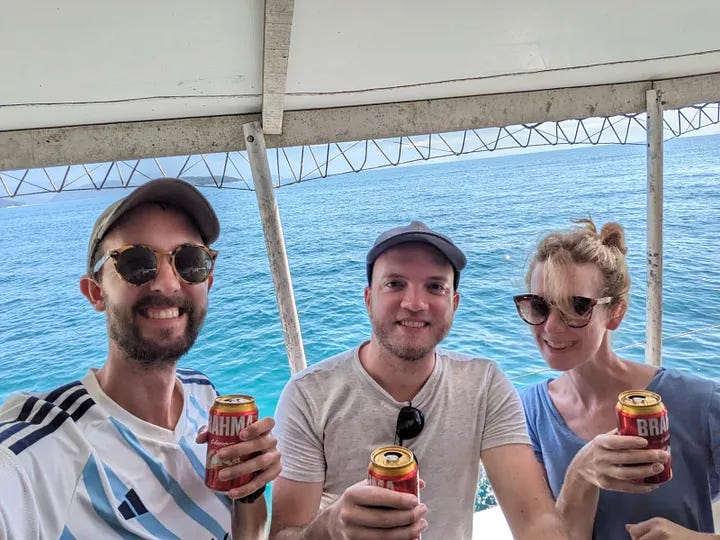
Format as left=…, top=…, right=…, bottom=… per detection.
left=383, top=451, right=403, bottom=465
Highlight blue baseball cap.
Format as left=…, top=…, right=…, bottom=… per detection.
left=366, top=220, right=467, bottom=289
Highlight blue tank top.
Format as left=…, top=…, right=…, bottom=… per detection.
left=521, top=368, right=720, bottom=539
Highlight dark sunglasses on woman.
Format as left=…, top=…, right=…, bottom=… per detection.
left=93, top=243, right=218, bottom=286
left=513, top=294, right=612, bottom=329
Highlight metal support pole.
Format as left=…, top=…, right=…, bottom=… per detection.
left=243, top=121, right=307, bottom=374
left=645, top=89, right=664, bottom=367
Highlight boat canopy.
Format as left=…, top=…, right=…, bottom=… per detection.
left=2, top=0, right=720, bottom=173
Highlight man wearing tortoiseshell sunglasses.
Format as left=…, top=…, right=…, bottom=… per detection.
left=271, top=221, right=569, bottom=540
left=0, top=178, right=280, bottom=539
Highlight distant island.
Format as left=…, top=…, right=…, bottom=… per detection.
left=0, top=198, right=23, bottom=208
left=181, top=176, right=245, bottom=187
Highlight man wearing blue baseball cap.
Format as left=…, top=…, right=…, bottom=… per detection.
left=271, top=221, right=568, bottom=540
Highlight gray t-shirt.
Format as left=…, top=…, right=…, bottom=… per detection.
left=274, top=343, right=530, bottom=540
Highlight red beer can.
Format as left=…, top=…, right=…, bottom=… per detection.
left=616, top=389, right=672, bottom=484
left=367, top=445, right=419, bottom=497
left=205, top=395, right=258, bottom=492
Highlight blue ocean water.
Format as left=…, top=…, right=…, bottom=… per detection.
left=1, top=134, right=719, bottom=507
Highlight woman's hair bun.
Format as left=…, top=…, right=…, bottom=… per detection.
left=599, top=222, right=628, bottom=254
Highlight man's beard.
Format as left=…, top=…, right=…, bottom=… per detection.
left=370, top=313, right=451, bottom=362
left=107, top=294, right=206, bottom=370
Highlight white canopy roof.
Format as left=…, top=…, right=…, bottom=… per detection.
left=2, top=0, right=720, bottom=170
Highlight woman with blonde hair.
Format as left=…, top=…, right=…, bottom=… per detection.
left=516, top=219, right=720, bottom=540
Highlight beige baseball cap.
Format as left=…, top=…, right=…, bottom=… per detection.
left=86, top=177, right=220, bottom=275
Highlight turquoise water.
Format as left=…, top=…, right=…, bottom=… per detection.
left=2, top=134, right=719, bottom=507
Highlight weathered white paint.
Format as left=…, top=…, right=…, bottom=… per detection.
left=646, top=89, right=664, bottom=367
left=243, top=121, right=306, bottom=374
left=3, top=72, right=720, bottom=172
left=262, top=0, right=294, bottom=134
left=2, top=0, right=720, bottom=132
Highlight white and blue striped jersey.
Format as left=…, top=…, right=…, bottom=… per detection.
left=0, top=368, right=232, bottom=540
